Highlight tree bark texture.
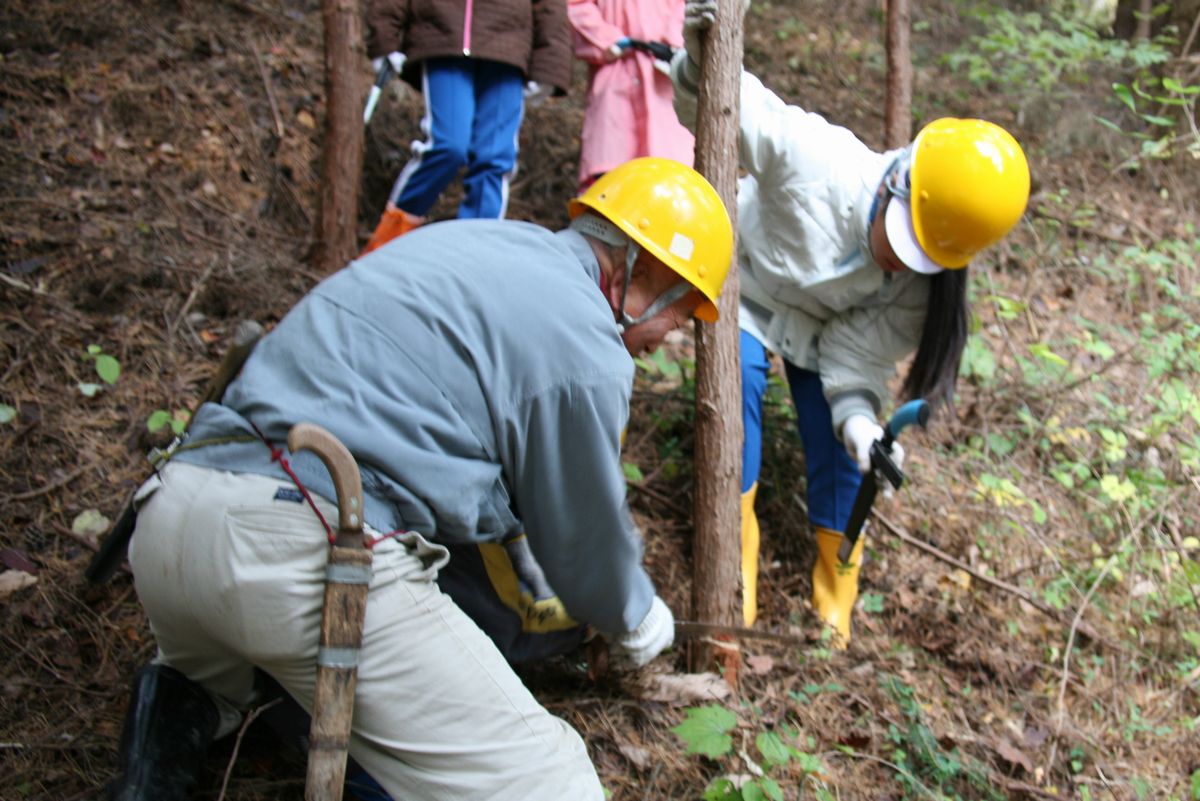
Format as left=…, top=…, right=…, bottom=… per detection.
left=314, top=0, right=365, bottom=275
left=689, top=0, right=744, bottom=682
left=884, top=0, right=912, bottom=149
left=1134, top=0, right=1153, bottom=40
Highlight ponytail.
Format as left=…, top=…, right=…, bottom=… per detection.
left=902, top=269, right=968, bottom=407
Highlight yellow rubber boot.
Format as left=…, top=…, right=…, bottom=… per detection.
left=362, top=205, right=424, bottom=255
left=811, top=527, right=864, bottom=649
left=740, top=483, right=760, bottom=627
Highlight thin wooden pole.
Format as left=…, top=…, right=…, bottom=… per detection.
left=689, top=0, right=744, bottom=682
left=314, top=0, right=365, bottom=274
left=884, top=0, right=913, bottom=149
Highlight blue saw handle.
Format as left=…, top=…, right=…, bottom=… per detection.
left=837, top=399, right=931, bottom=563
left=883, top=399, right=930, bottom=445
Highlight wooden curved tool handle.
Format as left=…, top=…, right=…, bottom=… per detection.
left=287, top=423, right=364, bottom=537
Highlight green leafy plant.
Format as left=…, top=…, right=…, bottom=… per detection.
left=860, top=591, right=885, bottom=614
left=147, top=408, right=190, bottom=437
left=943, top=7, right=1170, bottom=102
left=960, top=332, right=996, bottom=385
left=674, top=705, right=737, bottom=759
left=882, top=675, right=1004, bottom=801
left=635, top=346, right=684, bottom=384
left=787, top=682, right=844, bottom=705
left=672, top=704, right=827, bottom=800
left=80, top=344, right=120, bottom=397
left=1098, top=65, right=1200, bottom=167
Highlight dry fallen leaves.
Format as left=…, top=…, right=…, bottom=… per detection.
left=0, top=570, right=38, bottom=598
left=635, top=671, right=734, bottom=705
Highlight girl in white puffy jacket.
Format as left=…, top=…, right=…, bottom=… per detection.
left=671, top=35, right=1030, bottom=644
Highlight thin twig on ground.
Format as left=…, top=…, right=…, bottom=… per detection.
left=870, top=509, right=1130, bottom=655
left=215, top=697, right=282, bottom=801
left=1, top=465, right=87, bottom=503
left=1046, top=553, right=1118, bottom=777
left=250, top=40, right=285, bottom=140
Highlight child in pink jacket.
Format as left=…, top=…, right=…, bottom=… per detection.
left=568, top=0, right=694, bottom=192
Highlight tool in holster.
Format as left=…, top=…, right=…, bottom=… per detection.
left=287, top=422, right=372, bottom=801
left=84, top=320, right=265, bottom=584
left=836, top=399, right=930, bottom=563
left=363, top=59, right=393, bottom=125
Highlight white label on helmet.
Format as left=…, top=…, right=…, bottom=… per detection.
left=668, top=232, right=695, bottom=262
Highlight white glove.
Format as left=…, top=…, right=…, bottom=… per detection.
left=682, top=0, right=719, bottom=65
left=371, top=51, right=407, bottom=75
left=606, top=42, right=626, bottom=62
left=611, top=596, right=674, bottom=668
left=683, top=0, right=750, bottom=64
left=842, top=414, right=905, bottom=475
left=523, top=80, right=553, bottom=109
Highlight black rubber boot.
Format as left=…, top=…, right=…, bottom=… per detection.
left=109, top=663, right=219, bottom=801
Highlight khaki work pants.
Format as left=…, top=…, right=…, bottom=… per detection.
left=129, top=461, right=602, bottom=801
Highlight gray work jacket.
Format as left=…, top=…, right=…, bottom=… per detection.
left=176, top=220, right=653, bottom=634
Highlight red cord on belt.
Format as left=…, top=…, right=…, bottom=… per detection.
left=251, top=422, right=406, bottom=549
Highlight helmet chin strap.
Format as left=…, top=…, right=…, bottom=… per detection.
left=569, top=212, right=691, bottom=333
left=615, top=241, right=693, bottom=333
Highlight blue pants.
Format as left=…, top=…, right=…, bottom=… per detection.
left=388, top=57, right=525, bottom=220
left=740, top=330, right=862, bottom=532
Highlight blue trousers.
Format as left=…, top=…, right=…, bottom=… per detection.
left=740, top=330, right=862, bottom=532
left=389, top=57, right=525, bottom=220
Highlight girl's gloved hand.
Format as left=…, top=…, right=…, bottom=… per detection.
left=842, top=414, right=905, bottom=475
left=606, top=37, right=631, bottom=62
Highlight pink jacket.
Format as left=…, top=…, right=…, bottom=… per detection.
left=568, top=0, right=694, bottom=186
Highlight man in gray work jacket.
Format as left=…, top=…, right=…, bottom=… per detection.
left=109, top=157, right=733, bottom=801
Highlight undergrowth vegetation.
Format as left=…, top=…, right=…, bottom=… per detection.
left=650, top=2, right=1200, bottom=798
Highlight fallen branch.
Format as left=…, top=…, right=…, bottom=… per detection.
left=870, top=509, right=1129, bottom=655
left=2, top=465, right=88, bottom=503
left=871, top=509, right=1055, bottom=613
left=50, top=522, right=102, bottom=554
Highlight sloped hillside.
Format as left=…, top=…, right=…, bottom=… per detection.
left=1, top=1, right=1198, bottom=799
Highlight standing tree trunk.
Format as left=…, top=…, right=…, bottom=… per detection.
left=884, top=0, right=912, bottom=149
left=313, top=0, right=365, bottom=275
left=1134, top=0, right=1153, bottom=40
left=689, top=0, right=744, bottom=682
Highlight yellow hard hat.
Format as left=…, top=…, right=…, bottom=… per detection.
left=908, top=118, right=1031, bottom=269
left=568, top=157, right=733, bottom=322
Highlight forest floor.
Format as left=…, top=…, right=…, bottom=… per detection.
left=2, top=1, right=1199, bottom=799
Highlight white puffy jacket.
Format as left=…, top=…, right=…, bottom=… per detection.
left=672, top=56, right=930, bottom=431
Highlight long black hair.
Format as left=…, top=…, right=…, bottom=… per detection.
left=901, top=268, right=969, bottom=407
